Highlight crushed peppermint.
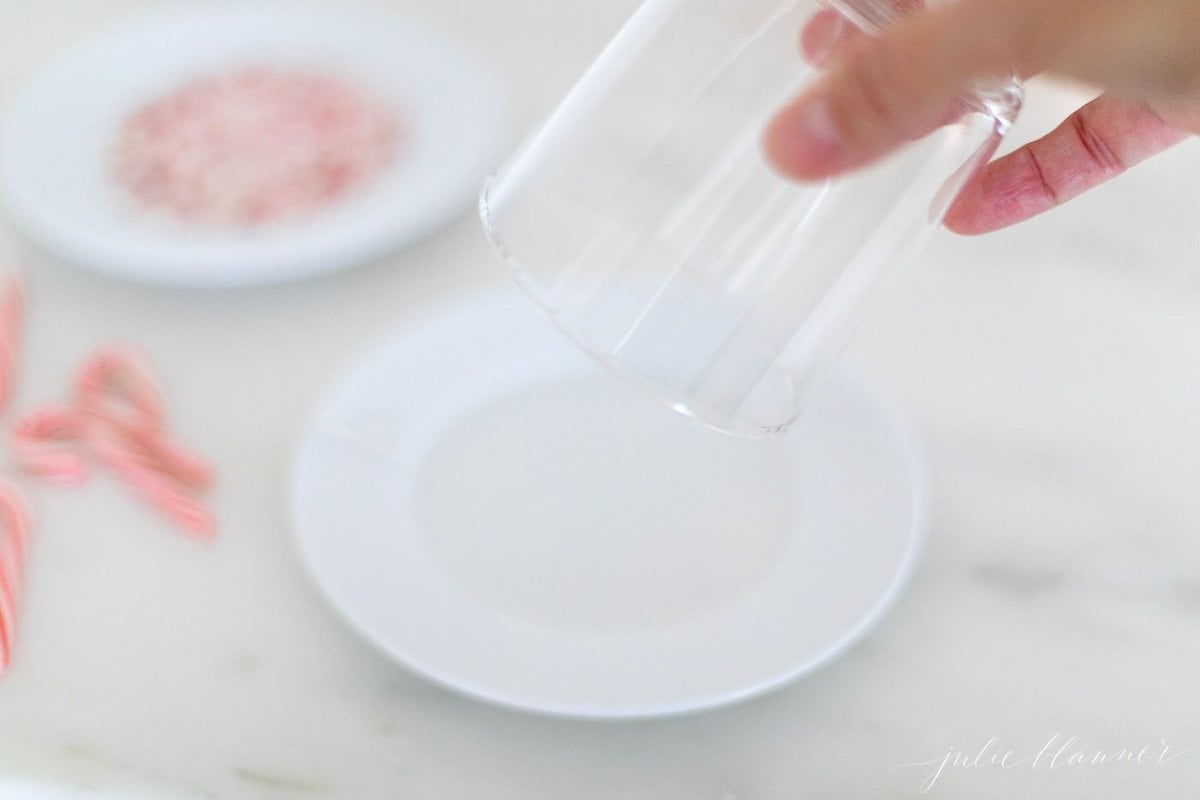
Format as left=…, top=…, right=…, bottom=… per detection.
left=111, top=66, right=401, bottom=226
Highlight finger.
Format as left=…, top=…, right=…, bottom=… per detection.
left=765, top=0, right=1057, bottom=181
left=944, top=93, right=1188, bottom=234
left=802, top=6, right=976, bottom=133
left=800, top=9, right=861, bottom=68
left=800, top=0, right=931, bottom=68
left=800, top=4, right=971, bottom=127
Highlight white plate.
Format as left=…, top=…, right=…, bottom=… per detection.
left=1, top=6, right=504, bottom=287
left=291, top=293, right=927, bottom=718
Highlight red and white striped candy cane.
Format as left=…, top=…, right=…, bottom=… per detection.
left=9, top=406, right=90, bottom=486
left=0, top=274, right=23, bottom=415
left=75, top=346, right=164, bottom=432
left=0, top=480, right=31, bottom=673
left=12, top=347, right=214, bottom=537
left=87, top=420, right=214, bottom=538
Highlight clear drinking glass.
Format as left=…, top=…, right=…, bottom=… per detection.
left=481, top=0, right=1021, bottom=437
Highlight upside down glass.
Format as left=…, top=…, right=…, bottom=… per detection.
left=481, top=0, right=1021, bottom=437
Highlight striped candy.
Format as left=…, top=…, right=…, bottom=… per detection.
left=0, top=274, right=22, bottom=414
left=0, top=273, right=26, bottom=672
left=11, top=347, right=214, bottom=538
left=0, top=480, right=31, bottom=673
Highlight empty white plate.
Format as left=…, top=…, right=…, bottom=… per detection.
left=291, top=292, right=926, bottom=718
left=1, top=6, right=504, bottom=287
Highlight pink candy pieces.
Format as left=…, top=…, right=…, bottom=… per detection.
left=0, top=479, right=31, bottom=674
left=111, top=66, right=401, bottom=226
left=11, top=348, right=215, bottom=538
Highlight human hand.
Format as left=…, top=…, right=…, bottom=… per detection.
left=763, top=0, right=1200, bottom=234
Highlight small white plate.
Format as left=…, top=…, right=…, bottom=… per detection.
left=1, top=6, right=504, bottom=287
left=291, top=293, right=927, bottom=718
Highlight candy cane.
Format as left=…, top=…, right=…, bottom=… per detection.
left=129, top=428, right=213, bottom=490
left=0, top=480, right=31, bottom=673
left=75, top=346, right=164, bottom=432
left=87, top=420, right=214, bottom=538
left=9, top=406, right=90, bottom=486
left=0, top=274, right=23, bottom=415
left=12, top=348, right=214, bottom=537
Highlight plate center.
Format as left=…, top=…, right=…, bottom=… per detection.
left=417, top=375, right=796, bottom=633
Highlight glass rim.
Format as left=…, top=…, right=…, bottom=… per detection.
left=480, top=178, right=794, bottom=438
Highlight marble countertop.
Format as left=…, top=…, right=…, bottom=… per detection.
left=1, top=1, right=1198, bottom=797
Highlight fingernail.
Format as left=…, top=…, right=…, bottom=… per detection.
left=765, top=90, right=850, bottom=179
left=790, top=93, right=844, bottom=167
left=803, top=11, right=847, bottom=66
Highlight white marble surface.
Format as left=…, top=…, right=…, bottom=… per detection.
left=1, top=0, right=1199, bottom=797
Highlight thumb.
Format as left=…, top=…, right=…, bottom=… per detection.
left=765, top=0, right=1043, bottom=180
